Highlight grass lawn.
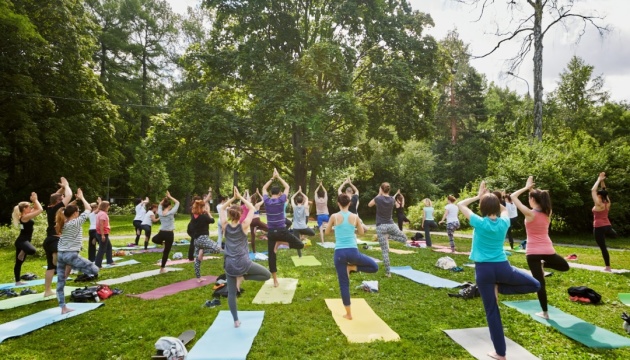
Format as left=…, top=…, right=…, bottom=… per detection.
left=1, top=216, right=630, bottom=359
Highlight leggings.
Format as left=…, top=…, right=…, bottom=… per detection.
left=334, top=248, right=379, bottom=306
left=141, top=225, right=152, bottom=249
left=423, top=220, right=437, bottom=247
left=88, top=229, right=98, bottom=262
left=249, top=217, right=268, bottom=253
left=446, top=221, right=460, bottom=249
left=267, top=228, right=304, bottom=273
left=397, top=213, right=410, bottom=231
left=187, top=237, right=196, bottom=261
left=376, top=223, right=408, bottom=275
left=43, top=236, right=59, bottom=270
left=153, top=231, right=175, bottom=268
left=193, top=235, right=221, bottom=278
left=594, top=225, right=617, bottom=267
left=506, top=218, right=517, bottom=248
left=227, top=262, right=271, bottom=321
left=133, top=220, right=142, bottom=245
left=95, top=233, right=113, bottom=267
left=56, top=251, right=99, bottom=308
left=526, top=253, right=569, bottom=312
left=14, top=239, right=37, bottom=282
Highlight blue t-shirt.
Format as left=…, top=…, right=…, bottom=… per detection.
left=423, top=207, right=434, bottom=220
left=264, top=194, right=287, bottom=229
left=334, top=212, right=357, bottom=250
left=469, top=213, right=510, bottom=263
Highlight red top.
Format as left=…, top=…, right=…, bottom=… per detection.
left=525, top=211, right=555, bottom=255
left=96, top=211, right=111, bottom=235
left=593, top=207, right=611, bottom=228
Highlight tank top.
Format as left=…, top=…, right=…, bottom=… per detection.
left=593, top=206, right=611, bottom=227
left=524, top=210, right=555, bottom=255
left=223, top=223, right=252, bottom=276
left=423, top=207, right=434, bottom=221
left=17, top=219, right=35, bottom=242
left=396, top=205, right=404, bottom=217
left=293, top=205, right=308, bottom=229
left=334, top=212, right=357, bottom=250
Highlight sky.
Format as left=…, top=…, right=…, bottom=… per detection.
left=167, top=0, right=630, bottom=102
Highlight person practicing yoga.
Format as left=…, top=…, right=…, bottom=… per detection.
left=314, top=182, right=330, bottom=243
left=248, top=190, right=269, bottom=253
left=87, top=198, right=101, bottom=262
left=325, top=193, right=378, bottom=320
left=55, top=188, right=100, bottom=314
left=510, top=176, right=569, bottom=319
left=439, top=195, right=460, bottom=252
left=504, top=194, right=518, bottom=249
left=141, top=203, right=159, bottom=250
left=221, top=186, right=271, bottom=327
left=262, top=168, right=304, bottom=287
left=421, top=198, right=437, bottom=248
left=43, top=177, right=72, bottom=297
left=458, top=181, right=540, bottom=360
left=189, top=192, right=221, bottom=282
left=291, top=186, right=316, bottom=240
left=95, top=200, right=115, bottom=268
left=368, top=182, right=409, bottom=277
left=12, top=192, right=44, bottom=286
left=394, top=190, right=410, bottom=231
left=133, top=197, right=149, bottom=245
left=338, top=177, right=360, bottom=214
left=216, top=196, right=227, bottom=249
left=187, top=189, right=213, bottom=261
left=153, top=191, right=180, bottom=273
left=592, top=172, right=616, bottom=272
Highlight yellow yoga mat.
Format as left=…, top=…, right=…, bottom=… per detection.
left=291, top=255, right=321, bottom=266
left=372, top=248, right=415, bottom=255
left=252, top=278, right=298, bottom=304
left=325, top=298, right=400, bottom=343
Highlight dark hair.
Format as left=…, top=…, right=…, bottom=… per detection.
left=529, top=189, right=552, bottom=215
left=134, top=197, right=142, bottom=205
left=492, top=191, right=503, bottom=202
left=380, top=182, right=390, bottom=194
left=270, top=186, right=281, bottom=195
left=250, top=193, right=259, bottom=204
left=50, top=193, right=62, bottom=205
left=447, top=195, right=456, bottom=203
left=149, top=203, right=158, bottom=211
left=504, top=193, right=513, bottom=203
left=218, top=195, right=226, bottom=202
left=55, top=205, right=79, bottom=235
left=479, top=194, right=501, bottom=217
left=227, top=204, right=242, bottom=222
left=295, top=194, right=304, bottom=204
left=337, top=193, right=350, bottom=207
left=191, top=199, right=206, bottom=215
left=597, top=189, right=609, bottom=203
left=317, top=189, right=325, bottom=198
left=395, top=194, right=402, bottom=202
left=161, top=197, right=171, bottom=208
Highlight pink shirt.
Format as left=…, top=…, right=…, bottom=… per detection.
left=524, top=211, right=555, bottom=255
left=96, top=211, right=111, bottom=235
left=593, top=207, right=611, bottom=227
left=239, top=204, right=249, bottom=223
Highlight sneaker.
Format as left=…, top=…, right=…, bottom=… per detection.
left=20, top=288, right=37, bottom=295
left=204, top=299, right=221, bottom=308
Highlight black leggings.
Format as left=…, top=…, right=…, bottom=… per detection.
left=153, top=231, right=175, bottom=267
left=267, top=228, right=304, bottom=273
left=397, top=214, right=410, bottom=231
left=14, top=239, right=37, bottom=282
left=526, top=253, right=569, bottom=312
left=594, top=225, right=617, bottom=267
left=506, top=218, right=518, bottom=248
left=133, top=220, right=143, bottom=245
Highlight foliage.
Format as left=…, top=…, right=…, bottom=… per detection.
left=0, top=213, right=47, bottom=249
left=127, top=137, right=170, bottom=200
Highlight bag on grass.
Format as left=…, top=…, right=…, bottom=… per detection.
left=71, top=286, right=100, bottom=302
left=448, top=282, right=480, bottom=299
left=436, top=256, right=457, bottom=270
left=412, top=232, right=424, bottom=241
left=568, top=286, right=601, bottom=304
left=20, top=273, right=37, bottom=281
left=97, top=285, right=114, bottom=300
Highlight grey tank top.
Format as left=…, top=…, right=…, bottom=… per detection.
left=224, top=223, right=252, bottom=276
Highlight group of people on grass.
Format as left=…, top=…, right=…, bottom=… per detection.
left=11, top=171, right=617, bottom=356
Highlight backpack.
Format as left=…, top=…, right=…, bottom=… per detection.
left=448, top=282, right=480, bottom=299
left=74, top=273, right=98, bottom=283
left=412, top=232, right=424, bottom=241
left=96, top=285, right=114, bottom=300
left=568, top=286, right=601, bottom=304
left=71, top=286, right=100, bottom=302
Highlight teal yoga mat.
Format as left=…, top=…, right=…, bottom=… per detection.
left=390, top=266, right=461, bottom=288
left=0, top=302, right=104, bottom=343
left=619, top=293, right=630, bottom=306
left=188, top=311, right=264, bottom=360
left=0, top=276, right=67, bottom=291
left=0, top=287, right=78, bottom=310
left=503, top=300, right=630, bottom=349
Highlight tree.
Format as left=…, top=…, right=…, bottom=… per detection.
left=457, top=0, right=608, bottom=140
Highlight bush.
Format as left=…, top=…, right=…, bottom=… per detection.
left=108, top=203, right=136, bottom=216
left=0, top=213, right=47, bottom=255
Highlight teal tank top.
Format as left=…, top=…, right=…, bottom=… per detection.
left=334, top=211, right=357, bottom=250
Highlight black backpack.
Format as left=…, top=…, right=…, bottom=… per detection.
left=70, top=286, right=100, bottom=302
left=568, top=286, right=602, bottom=304
left=448, top=282, right=480, bottom=300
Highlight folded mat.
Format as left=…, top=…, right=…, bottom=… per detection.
left=252, top=278, right=298, bottom=304
left=316, top=242, right=336, bottom=248
left=0, top=287, right=78, bottom=310
left=568, top=262, right=630, bottom=274
left=97, top=267, right=183, bottom=286
left=291, top=255, right=321, bottom=266
left=503, top=300, right=630, bottom=349
left=325, top=298, right=399, bottom=343
left=129, top=276, right=217, bottom=300
left=619, top=293, right=630, bottom=306
left=188, top=311, right=264, bottom=360
left=390, top=266, right=461, bottom=288
left=0, top=276, right=67, bottom=291
left=0, top=302, right=104, bottom=343
left=112, top=245, right=156, bottom=250
left=155, top=256, right=220, bottom=266
left=444, top=327, right=539, bottom=360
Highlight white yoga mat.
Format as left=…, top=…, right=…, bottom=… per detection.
left=444, top=327, right=539, bottom=360
left=568, top=262, right=630, bottom=274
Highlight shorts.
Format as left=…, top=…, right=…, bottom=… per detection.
left=317, top=214, right=330, bottom=227
left=43, top=235, right=59, bottom=270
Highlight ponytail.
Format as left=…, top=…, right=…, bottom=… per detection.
left=529, top=189, right=552, bottom=216
left=55, top=207, right=66, bottom=235
left=12, top=202, right=30, bottom=228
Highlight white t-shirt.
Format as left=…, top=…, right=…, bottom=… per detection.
left=88, top=212, right=97, bottom=230
left=134, top=202, right=147, bottom=221
left=216, top=204, right=223, bottom=224
left=506, top=202, right=518, bottom=219
left=141, top=210, right=155, bottom=226
left=445, top=203, right=459, bottom=223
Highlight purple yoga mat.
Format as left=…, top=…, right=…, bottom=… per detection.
left=129, top=276, right=218, bottom=300
left=154, top=256, right=220, bottom=266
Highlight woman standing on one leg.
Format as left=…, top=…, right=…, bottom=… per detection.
left=439, top=195, right=460, bottom=252
left=87, top=198, right=101, bottom=262
left=421, top=198, right=437, bottom=248
left=94, top=201, right=115, bottom=268
left=133, top=197, right=149, bottom=245
left=504, top=195, right=518, bottom=249
left=190, top=194, right=220, bottom=282
left=314, top=182, right=330, bottom=243
left=249, top=191, right=268, bottom=253
left=592, top=172, right=616, bottom=272
left=141, top=203, right=159, bottom=250
left=394, top=190, right=410, bottom=231
left=153, top=191, right=180, bottom=273
left=291, top=187, right=316, bottom=240
left=43, top=177, right=72, bottom=297
left=221, top=187, right=271, bottom=328
left=458, top=181, right=540, bottom=360
left=325, top=193, right=378, bottom=320
left=12, top=192, right=44, bottom=285
left=511, top=176, right=569, bottom=319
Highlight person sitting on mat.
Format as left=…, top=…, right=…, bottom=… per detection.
left=221, top=186, right=271, bottom=328
left=325, top=193, right=378, bottom=320
left=153, top=191, right=180, bottom=273
left=458, top=181, right=540, bottom=360
left=12, top=192, right=44, bottom=286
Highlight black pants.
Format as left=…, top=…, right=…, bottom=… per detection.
left=187, top=237, right=196, bottom=261
left=594, top=225, right=617, bottom=267
left=88, top=229, right=98, bottom=262
left=506, top=217, right=518, bottom=248
left=14, top=239, right=36, bottom=282
left=526, top=253, right=569, bottom=312
left=153, top=231, right=174, bottom=267
left=267, top=228, right=304, bottom=273
left=133, top=220, right=143, bottom=245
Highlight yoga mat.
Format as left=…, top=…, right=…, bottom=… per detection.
left=325, top=298, right=399, bottom=343
left=130, top=248, right=163, bottom=253
left=174, top=240, right=191, bottom=245
left=129, top=276, right=217, bottom=300
left=390, top=266, right=461, bottom=288
left=252, top=278, right=298, bottom=304
left=0, top=276, right=67, bottom=291
left=372, top=248, right=415, bottom=254
left=568, top=262, right=630, bottom=274
left=291, top=255, right=321, bottom=266
left=444, top=327, right=539, bottom=360
left=356, top=240, right=379, bottom=246
left=249, top=252, right=268, bottom=260
left=42, top=257, right=123, bottom=269
left=0, top=302, right=104, bottom=343
left=155, top=256, right=220, bottom=266
left=101, top=259, right=141, bottom=268
left=503, top=246, right=526, bottom=254
left=97, top=268, right=183, bottom=286
left=112, top=245, right=156, bottom=250
left=188, top=311, right=264, bottom=360
left=316, top=242, right=336, bottom=248
left=462, top=264, right=552, bottom=277
left=503, top=300, right=630, bottom=349
left=0, top=287, right=79, bottom=310
left=433, top=248, right=471, bottom=255
left=619, top=293, right=630, bottom=306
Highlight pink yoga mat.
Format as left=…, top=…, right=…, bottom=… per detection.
left=433, top=247, right=470, bottom=255
left=154, top=256, right=221, bottom=266
left=129, top=276, right=218, bottom=300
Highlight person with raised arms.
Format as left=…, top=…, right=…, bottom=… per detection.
left=248, top=189, right=269, bottom=253
left=291, top=186, right=316, bottom=240
left=262, top=168, right=304, bottom=287
left=12, top=192, right=44, bottom=286
left=153, top=191, right=180, bottom=273
left=438, top=195, right=460, bottom=252
left=43, top=177, right=72, bottom=297
left=87, top=198, right=101, bottom=262
left=133, top=197, right=149, bottom=245
left=189, top=189, right=220, bottom=282
left=221, top=186, right=271, bottom=327
left=394, top=190, right=410, bottom=231
left=141, top=203, right=159, bottom=250
left=314, top=182, right=330, bottom=243
left=591, top=172, right=616, bottom=272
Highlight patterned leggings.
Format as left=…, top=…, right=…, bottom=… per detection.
left=376, top=223, right=408, bottom=275
left=194, top=235, right=221, bottom=278
left=446, top=221, right=460, bottom=249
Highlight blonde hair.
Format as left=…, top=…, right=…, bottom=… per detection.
left=423, top=198, right=432, bottom=207
left=90, top=203, right=98, bottom=210
left=12, top=202, right=30, bottom=228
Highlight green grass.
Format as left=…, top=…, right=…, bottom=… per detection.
left=1, top=225, right=630, bottom=359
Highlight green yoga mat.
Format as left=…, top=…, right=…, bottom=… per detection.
left=0, top=287, right=78, bottom=310
left=503, top=300, right=630, bottom=349
left=619, top=293, right=630, bottom=306
left=291, top=255, right=321, bottom=266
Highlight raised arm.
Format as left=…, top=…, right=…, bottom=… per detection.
left=458, top=181, right=487, bottom=220
left=337, top=179, right=348, bottom=195
left=510, top=176, right=536, bottom=221
left=221, top=194, right=237, bottom=226
left=237, top=187, right=256, bottom=230
left=290, top=187, right=300, bottom=207
left=591, top=172, right=606, bottom=206
left=76, top=188, right=91, bottom=213
left=368, top=186, right=383, bottom=207
left=275, top=169, right=290, bottom=196
left=324, top=213, right=337, bottom=235
left=400, top=192, right=405, bottom=207
left=60, top=177, right=73, bottom=206
left=166, top=191, right=180, bottom=214
left=262, top=176, right=273, bottom=197
left=203, top=187, right=213, bottom=213
left=21, top=192, right=44, bottom=222
left=348, top=180, right=359, bottom=196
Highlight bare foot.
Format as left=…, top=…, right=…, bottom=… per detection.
left=61, top=306, right=75, bottom=315
left=343, top=314, right=353, bottom=320
left=487, top=351, right=506, bottom=360
left=17, top=250, right=25, bottom=261
left=236, top=276, right=244, bottom=291
left=15, top=281, right=27, bottom=286
left=159, top=268, right=167, bottom=274
left=43, top=291, right=55, bottom=298
left=273, top=279, right=279, bottom=287
left=535, top=311, right=549, bottom=319
left=197, top=278, right=206, bottom=283
left=234, top=320, right=241, bottom=328
left=604, top=266, right=612, bottom=272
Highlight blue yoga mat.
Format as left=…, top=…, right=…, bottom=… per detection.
left=503, top=300, right=630, bottom=349
left=248, top=252, right=268, bottom=260
left=188, top=311, right=264, bottom=360
left=390, top=266, right=462, bottom=288
left=0, top=276, right=67, bottom=291
left=101, top=259, right=140, bottom=268
left=0, top=302, right=104, bottom=343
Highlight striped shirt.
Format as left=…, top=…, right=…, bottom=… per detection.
left=264, top=194, right=287, bottom=229
left=58, top=210, right=90, bottom=252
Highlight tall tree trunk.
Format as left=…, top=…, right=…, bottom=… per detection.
left=532, top=0, right=544, bottom=141
left=100, top=41, right=106, bottom=84
left=292, top=125, right=308, bottom=190
left=140, top=30, right=148, bottom=138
